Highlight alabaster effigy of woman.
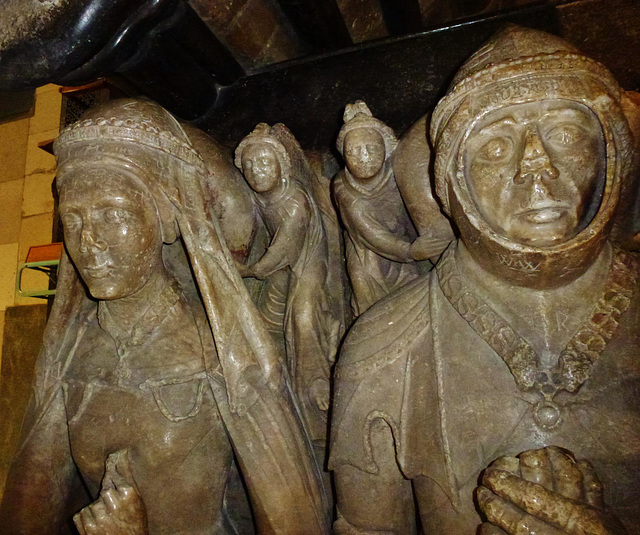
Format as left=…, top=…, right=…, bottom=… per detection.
left=332, top=101, right=452, bottom=316
left=330, top=26, right=640, bottom=534
left=0, top=99, right=330, bottom=535
left=234, top=123, right=345, bottom=476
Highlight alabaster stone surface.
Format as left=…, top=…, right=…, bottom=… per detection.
left=330, top=26, right=640, bottom=534
left=3, top=20, right=640, bottom=535
left=0, top=305, right=48, bottom=498
left=332, top=101, right=448, bottom=316
left=234, top=123, right=347, bottom=486
left=0, top=99, right=330, bottom=535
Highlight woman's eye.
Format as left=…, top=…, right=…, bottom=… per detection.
left=103, top=209, right=128, bottom=224
left=476, top=137, right=513, bottom=162
left=545, top=124, right=586, bottom=146
left=61, top=214, right=82, bottom=229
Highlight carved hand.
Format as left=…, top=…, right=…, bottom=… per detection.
left=309, top=377, right=331, bottom=411
left=477, top=446, right=626, bottom=535
left=234, top=258, right=253, bottom=278
left=409, top=234, right=451, bottom=261
left=74, top=450, right=149, bottom=535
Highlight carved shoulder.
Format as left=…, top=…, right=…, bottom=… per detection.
left=330, top=273, right=434, bottom=473
left=337, top=272, right=433, bottom=368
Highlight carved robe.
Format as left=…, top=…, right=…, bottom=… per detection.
left=65, top=282, right=242, bottom=534
left=252, top=180, right=339, bottom=445
left=330, top=242, right=640, bottom=533
left=333, top=168, right=429, bottom=315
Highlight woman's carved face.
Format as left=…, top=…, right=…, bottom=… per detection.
left=59, top=168, right=164, bottom=300
left=464, top=100, right=605, bottom=247
left=344, top=128, right=386, bottom=181
left=241, top=143, right=282, bottom=193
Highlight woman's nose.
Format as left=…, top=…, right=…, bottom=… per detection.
left=79, top=225, right=108, bottom=253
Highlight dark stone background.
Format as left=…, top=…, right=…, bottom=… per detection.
left=0, top=305, right=47, bottom=501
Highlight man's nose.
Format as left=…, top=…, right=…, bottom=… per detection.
left=515, top=130, right=559, bottom=185
left=79, top=224, right=107, bottom=253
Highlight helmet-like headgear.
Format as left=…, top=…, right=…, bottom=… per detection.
left=430, top=25, right=634, bottom=288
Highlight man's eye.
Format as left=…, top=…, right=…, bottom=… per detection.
left=476, top=137, right=513, bottom=162
left=545, top=124, right=586, bottom=146
left=103, top=209, right=128, bottom=224
left=61, top=214, right=82, bottom=229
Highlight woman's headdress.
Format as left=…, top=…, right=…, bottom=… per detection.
left=54, top=99, right=209, bottom=243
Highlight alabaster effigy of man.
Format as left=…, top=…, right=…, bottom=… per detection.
left=330, top=26, right=640, bottom=534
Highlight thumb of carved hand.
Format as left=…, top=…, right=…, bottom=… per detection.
left=102, top=449, right=138, bottom=493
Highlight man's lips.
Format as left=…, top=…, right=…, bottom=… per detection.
left=517, top=206, right=568, bottom=224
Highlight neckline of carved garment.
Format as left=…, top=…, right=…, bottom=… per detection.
left=436, top=243, right=639, bottom=410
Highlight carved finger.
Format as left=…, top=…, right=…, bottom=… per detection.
left=576, top=459, right=605, bottom=509
left=316, top=393, right=330, bottom=411
left=479, top=521, right=510, bottom=534
left=102, top=452, right=118, bottom=491
left=490, top=456, right=521, bottom=476
left=477, top=486, right=564, bottom=535
left=102, top=488, right=119, bottom=512
left=435, top=237, right=453, bottom=250
left=547, top=446, right=583, bottom=501
left=74, top=507, right=97, bottom=535
left=519, top=448, right=553, bottom=490
left=73, top=516, right=87, bottom=535
left=104, top=449, right=137, bottom=492
left=483, top=468, right=611, bottom=533
left=411, top=236, right=453, bottom=261
left=73, top=511, right=87, bottom=535
left=89, top=498, right=108, bottom=523
left=113, top=450, right=137, bottom=487
left=117, top=485, right=136, bottom=501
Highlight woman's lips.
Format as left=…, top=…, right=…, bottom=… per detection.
left=83, top=263, right=111, bottom=279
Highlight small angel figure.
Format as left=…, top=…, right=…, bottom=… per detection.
left=333, top=101, right=450, bottom=315
left=235, top=123, right=343, bottom=467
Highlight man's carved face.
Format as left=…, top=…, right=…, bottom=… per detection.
left=464, top=100, right=605, bottom=246
left=241, top=143, right=282, bottom=193
left=344, top=128, right=386, bottom=181
left=59, top=169, right=163, bottom=300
